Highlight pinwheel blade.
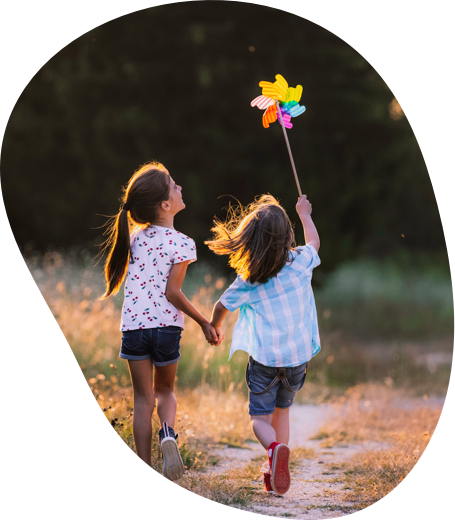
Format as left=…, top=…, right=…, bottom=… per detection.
left=284, top=85, right=303, bottom=103
left=277, top=109, right=293, bottom=129
left=288, top=104, right=306, bottom=118
left=259, top=74, right=288, bottom=101
left=274, top=74, right=288, bottom=101
left=251, top=95, right=275, bottom=110
left=262, top=104, right=278, bottom=128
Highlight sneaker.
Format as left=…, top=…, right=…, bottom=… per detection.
left=261, top=462, right=275, bottom=494
left=159, top=422, right=184, bottom=481
left=267, top=442, right=291, bottom=495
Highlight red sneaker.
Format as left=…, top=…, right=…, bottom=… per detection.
left=261, top=462, right=275, bottom=494
left=267, top=442, right=291, bottom=495
left=263, top=471, right=275, bottom=494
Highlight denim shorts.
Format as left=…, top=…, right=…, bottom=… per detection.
left=245, top=356, right=308, bottom=416
left=120, top=326, right=182, bottom=365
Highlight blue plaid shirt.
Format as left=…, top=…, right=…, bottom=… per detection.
left=220, top=245, right=321, bottom=367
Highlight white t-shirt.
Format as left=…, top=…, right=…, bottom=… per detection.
left=120, top=225, right=197, bottom=331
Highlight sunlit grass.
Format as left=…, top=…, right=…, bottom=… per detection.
left=26, top=249, right=452, bottom=397
left=310, top=383, right=442, bottom=509
left=90, top=373, right=252, bottom=471
left=24, top=249, right=451, bottom=511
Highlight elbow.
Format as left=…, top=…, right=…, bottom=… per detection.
left=165, top=288, right=178, bottom=303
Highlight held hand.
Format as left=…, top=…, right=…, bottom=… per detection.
left=211, top=325, right=225, bottom=346
left=201, top=321, right=218, bottom=345
left=296, top=194, right=312, bottom=218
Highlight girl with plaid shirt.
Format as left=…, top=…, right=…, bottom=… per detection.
left=206, top=194, right=320, bottom=495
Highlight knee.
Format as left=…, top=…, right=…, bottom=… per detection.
left=134, top=391, right=155, bottom=411
left=250, top=415, right=272, bottom=426
left=154, top=384, right=175, bottom=397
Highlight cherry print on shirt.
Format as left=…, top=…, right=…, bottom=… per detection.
left=132, top=296, right=138, bottom=304
left=140, top=282, right=146, bottom=290
left=139, top=263, right=145, bottom=271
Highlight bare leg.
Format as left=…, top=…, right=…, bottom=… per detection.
left=128, top=359, right=155, bottom=466
left=271, top=407, right=290, bottom=445
left=154, top=362, right=178, bottom=428
left=250, top=414, right=276, bottom=449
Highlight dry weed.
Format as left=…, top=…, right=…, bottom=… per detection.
left=311, top=383, right=442, bottom=507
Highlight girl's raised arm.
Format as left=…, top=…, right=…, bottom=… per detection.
left=166, top=260, right=219, bottom=344
left=296, top=195, right=320, bottom=252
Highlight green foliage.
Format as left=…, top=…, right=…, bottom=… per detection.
left=2, top=2, right=446, bottom=278
left=315, top=254, right=453, bottom=339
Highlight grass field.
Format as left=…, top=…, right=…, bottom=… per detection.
left=26, top=249, right=453, bottom=396
left=23, top=249, right=452, bottom=513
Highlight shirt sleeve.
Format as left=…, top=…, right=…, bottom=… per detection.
left=220, top=275, right=251, bottom=311
left=172, top=235, right=197, bottom=265
left=294, top=245, right=321, bottom=270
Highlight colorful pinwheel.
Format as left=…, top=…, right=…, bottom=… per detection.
left=250, top=74, right=306, bottom=129
left=250, top=74, right=306, bottom=195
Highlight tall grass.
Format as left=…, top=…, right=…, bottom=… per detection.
left=25, top=250, right=452, bottom=395
left=23, top=249, right=451, bottom=511
left=310, top=383, right=442, bottom=509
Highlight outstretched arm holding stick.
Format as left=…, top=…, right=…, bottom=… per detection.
left=296, top=194, right=320, bottom=252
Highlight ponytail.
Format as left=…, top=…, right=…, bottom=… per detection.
left=101, top=206, right=131, bottom=299
left=99, top=162, right=170, bottom=299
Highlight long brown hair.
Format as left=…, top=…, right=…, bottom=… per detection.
left=205, top=195, right=296, bottom=284
left=100, top=162, right=170, bottom=299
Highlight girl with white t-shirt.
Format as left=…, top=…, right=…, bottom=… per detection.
left=101, top=161, right=219, bottom=479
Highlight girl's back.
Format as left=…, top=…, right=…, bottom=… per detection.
left=220, top=244, right=321, bottom=367
left=121, top=226, right=196, bottom=331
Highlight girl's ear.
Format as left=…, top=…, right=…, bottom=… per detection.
left=161, top=200, right=171, bottom=212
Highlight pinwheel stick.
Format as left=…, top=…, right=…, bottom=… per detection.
left=275, top=100, right=302, bottom=197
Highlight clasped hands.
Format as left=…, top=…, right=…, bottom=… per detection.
left=201, top=321, right=224, bottom=346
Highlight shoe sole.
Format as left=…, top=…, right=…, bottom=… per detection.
left=270, top=444, right=291, bottom=495
left=161, top=437, right=184, bottom=481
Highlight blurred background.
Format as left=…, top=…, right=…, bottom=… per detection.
left=1, top=2, right=452, bottom=398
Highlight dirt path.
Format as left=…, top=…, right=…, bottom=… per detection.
left=206, top=404, right=381, bottom=518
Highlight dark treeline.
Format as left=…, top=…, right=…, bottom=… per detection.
left=0, top=2, right=447, bottom=275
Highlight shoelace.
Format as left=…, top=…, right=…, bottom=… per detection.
left=159, top=423, right=178, bottom=442
left=260, top=461, right=270, bottom=474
